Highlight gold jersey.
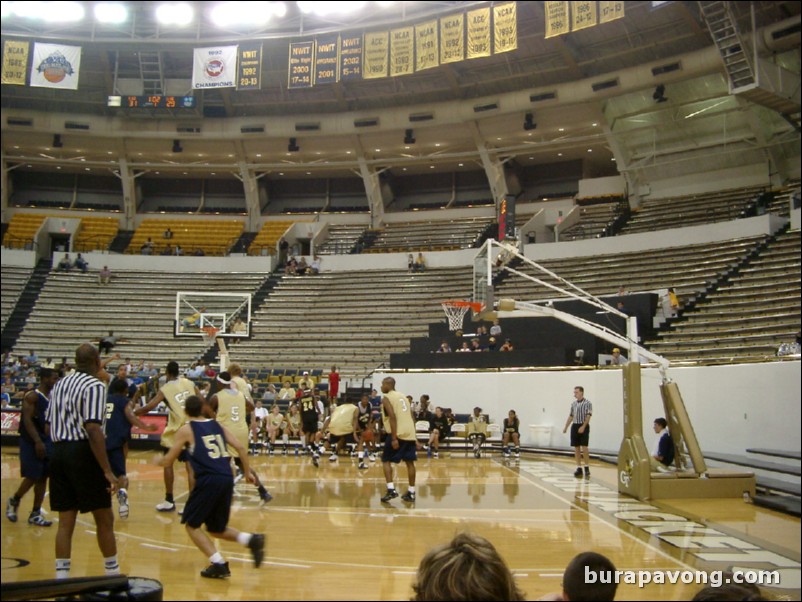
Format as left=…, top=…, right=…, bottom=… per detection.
left=215, top=388, right=248, bottom=457
left=232, top=375, right=253, bottom=403
left=381, top=390, right=416, bottom=441
left=159, top=377, right=196, bottom=448
left=329, top=404, right=357, bottom=436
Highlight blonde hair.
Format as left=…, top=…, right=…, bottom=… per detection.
left=228, top=363, right=242, bottom=376
left=411, top=532, right=525, bottom=601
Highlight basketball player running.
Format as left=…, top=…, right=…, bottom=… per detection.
left=209, top=372, right=272, bottom=503
left=379, top=377, right=418, bottom=503
left=298, top=385, right=322, bottom=467
left=135, top=360, right=201, bottom=511
left=160, top=395, right=265, bottom=579
left=356, top=394, right=377, bottom=468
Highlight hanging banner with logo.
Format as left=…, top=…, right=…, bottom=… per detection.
left=440, top=13, right=465, bottom=64
left=599, top=1, right=625, bottom=23
left=237, top=43, right=262, bottom=90
left=467, top=7, right=491, bottom=59
left=339, top=34, right=363, bottom=81
left=30, top=42, right=81, bottom=89
left=494, top=3, right=518, bottom=54
left=363, top=31, right=389, bottom=79
left=572, top=1, right=597, bottom=31
left=415, top=19, right=438, bottom=72
left=315, top=35, right=339, bottom=85
left=390, top=27, right=414, bottom=77
left=545, top=1, right=570, bottom=38
left=192, top=45, right=237, bottom=89
left=2, top=40, right=29, bottom=86
left=288, top=41, right=314, bottom=89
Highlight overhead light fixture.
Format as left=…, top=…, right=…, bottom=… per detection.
left=523, top=112, right=537, bottom=131
left=288, top=137, right=300, bottom=152
left=172, top=139, right=183, bottom=153
left=52, top=134, right=63, bottom=148
left=403, top=128, right=416, bottom=144
left=653, top=84, right=668, bottom=103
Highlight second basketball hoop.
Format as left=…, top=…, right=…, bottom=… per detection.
left=441, top=300, right=482, bottom=332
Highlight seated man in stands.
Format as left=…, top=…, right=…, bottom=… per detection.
left=161, top=244, right=173, bottom=256
left=73, top=254, right=89, bottom=273
left=309, top=255, right=321, bottom=275
left=277, top=380, right=295, bottom=402
left=261, top=384, right=277, bottom=403
left=499, top=339, right=514, bottom=352
left=174, top=244, right=183, bottom=256
left=297, top=257, right=309, bottom=275
left=56, top=254, right=72, bottom=272
left=163, top=227, right=173, bottom=239
left=193, top=248, right=205, bottom=256
left=651, top=417, right=675, bottom=471
left=140, top=238, right=154, bottom=255
left=98, top=265, right=112, bottom=285
left=180, top=307, right=205, bottom=331
left=414, top=252, right=426, bottom=272
left=436, top=341, right=452, bottom=353
left=610, top=348, right=628, bottom=366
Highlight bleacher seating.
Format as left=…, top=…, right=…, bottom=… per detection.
left=73, top=216, right=120, bottom=253
left=366, top=217, right=494, bottom=252
left=126, top=218, right=243, bottom=256
left=559, top=200, right=620, bottom=241
left=248, top=220, right=302, bottom=256
left=619, top=186, right=765, bottom=234
left=1, top=266, right=32, bottom=331
left=647, top=230, right=801, bottom=362
left=2, top=213, right=47, bottom=249
left=316, top=224, right=366, bottom=255
left=767, top=180, right=801, bottom=217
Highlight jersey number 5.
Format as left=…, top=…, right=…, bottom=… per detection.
left=202, top=434, right=231, bottom=459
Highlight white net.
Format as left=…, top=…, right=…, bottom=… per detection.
left=442, top=302, right=472, bottom=331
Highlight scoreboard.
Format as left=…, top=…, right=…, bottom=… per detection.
left=108, top=95, right=196, bottom=109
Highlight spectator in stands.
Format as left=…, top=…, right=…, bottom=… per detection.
left=261, top=384, right=277, bottom=403
left=407, top=254, right=415, bottom=272
left=470, top=338, right=483, bottom=352
left=161, top=244, right=173, bottom=256
left=651, top=417, right=675, bottom=471
left=181, top=307, right=205, bottom=331
left=487, top=337, right=498, bottom=351
left=231, top=317, right=247, bottom=336
left=668, top=287, right=680, bottom=316
left=298, top=371, right=314, bottom=391
left=490, top=320, right=502, bottom=337
left=278, top=381, right=295, bottom=402
left=56, top=254, right=72, bottom=272
left=436, top=341, right=452, bottom=353
left=285, top=256, right=298, bottom=276
left=309, top=255, right=321, bottom=275
left=193, top=248, right=205, bottom=256
left=163, top=227, right=173, bottom=240
left=2, top=376, right=16, bottom=396
left=174, top=244, right=183, bottom=256
left=278, top=238, right=289, bottom=264
left=500, top=339, right=514, bottom=352
left=610, top=348, right=628, bottom=366
left=42, top=357, right=55, bottom=369
left=475, top=325, right=488, bottom=337
left=73, top=253, right=89, bottom=273
left=98, top=331, right=121, bottom=355
left=617, top=285, right=629, bottom=296
left=1, top=390, right=10, bottom=409
left=186, top=362, right=205, bottom=379
left=328, top=366, right=340, bottom=403
left=140, top=238, right=154, bottom=255
left=540, top=551, right=618, bottom=601
left=411, top=532, right=524, bottom=602
left=297, top=257, right=308, bottom=275
left=98, top=265, right=111, bottom=285
left=284, top=403, right=302, bottom=447
left=414, top=252, right=426, bottom=272
left=457, top=341, right=472, bottom=352
left=24, top=351, right=38, bottom=365
left=203, top=364, right=216, bottom=378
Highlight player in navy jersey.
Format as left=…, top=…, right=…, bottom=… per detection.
left=6, top=367, right=60, bottom=526
left=160, top=395, right=265, bottom=579
left=105, top=378, right=157, bottom=519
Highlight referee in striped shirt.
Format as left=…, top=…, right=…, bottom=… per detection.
left=46, top=343, right=122, bottom=579
left=563, top=386, right=592, bottom=478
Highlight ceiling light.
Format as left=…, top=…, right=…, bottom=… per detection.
left=558, top=127, right=565, bottom=132
left=94, top=3, right=127, bottom=23
left=155, top=3, right=193, bottom=26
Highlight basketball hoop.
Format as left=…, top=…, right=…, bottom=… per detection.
left=441, top=300, right=482, bottom=331
left=201, top=326, right=219, bottom=346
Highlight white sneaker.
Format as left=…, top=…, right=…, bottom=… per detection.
left=328, top=454, right=337, bottom=462
left=369, top=453, right=377, bottom=462
left=117, top=489, right=129, bottom=519
left=155, top=500, right=176, bottom=512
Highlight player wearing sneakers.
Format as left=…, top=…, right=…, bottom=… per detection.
left=563, top=386, right=592, bottom=478
left=356, top=394, right=377, bottom=469
left=321, top=399, right=359, bottom=463
left=379, top=377, right=417, bottom=503
left=160, top=395, right=265, bottom=579
left=6, top=367, right=59, bottom=527
left=298, top=386, right=322, bottom=466
left=502, top=410, right=521, bottom=457
left=466, top=407, right=488, bottom=459
left=135, top=361, right=202, bottom=512
left=104, top=378, right=157, bottom=519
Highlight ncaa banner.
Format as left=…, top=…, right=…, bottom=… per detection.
left=30, top=42, right=81, bottom=89
left=415, top=19, right=438, bottom=72
left=2, top=40, right=29, bottom=85
left=494, top=3, right=518, bottom=54
left=599, top=1, right=625, bottom=24
left=192, top=45, right=237, bottom=89
left=545, top=1, right=570, bottom=38
left=572, top=1, right=597, bottom=31
left=390, top=27, right=414, bottom=77
left=440, top=13, right=465, bottom=64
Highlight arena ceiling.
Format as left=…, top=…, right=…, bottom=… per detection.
left=1, top=1, right=800, bottom=181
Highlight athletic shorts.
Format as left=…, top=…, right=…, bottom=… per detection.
left=19, top=437, right=51, bottom=481
left=49, top=440, right=111, bottom=513
left=181, top=474, right=233, bottom=533
left=107, top=447, right=126, bottom=477
left=329, top=433, right=356, bottom=445
left=381, top=439, right=418, bottom=464
left=570, top=423, right=590, bottom=447
left=302, top=418, right=318, bottom=434
left=160, top=445, right=189, bottom=463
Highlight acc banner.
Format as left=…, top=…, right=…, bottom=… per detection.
left=494, top=3, right=518, bottom=54
left=237, top=43, right=262, bottom=90
left=415, top=19, right=438, bottom=72
left=193, top=45, right=237, bottom=89
left=440, top=13, right=464, bottom=64
left=572, top=1, right=597, bottom=31
left=30, top=42, right=81, bottom=89
left=288, top=41, right=314, bottom=89
left=363, top=31, right=389, bottom=79
left=599, top=1, right=625, bottom=23
left=467, top=7, right=491, bottom=59
left=390, top=27, right=414, bottom=77
left=545, top=1, right=570, bottom=38
left=339, top=34, right=363, bottom=81
left=315, top=35, right=339, bottom=85
left=2, top=40, right=29, bottom=85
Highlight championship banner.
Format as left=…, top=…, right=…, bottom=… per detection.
left=192, top=45, right=237, bottom=89
left=571, top=0, right=597, bottom=31
left=467, top=7, right=491, bottom=59
left=363, top=31, right=389, bottom=80
left=440, top=13, right=465, bottom=64
left=599, top=1, right=625, bottom=23
left=237, top=43, right=262, bottom=90
left=2, top=40, right=29, bottom=86
left=339, top=34, right=363, bottom=81
left=288, top=41, right=314, bottom=89
left=494, top=3, right=518, bottom=54
left=390, top=27, right=414, bottom=77
left=545, top=1, right=570, bottom=38
left=315, top=34, right=339, bottom=85
left=415, top=19, right=438, bottom=72
left=30, top=42, right=81, bottom=89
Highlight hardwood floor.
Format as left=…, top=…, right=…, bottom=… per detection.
left=2, top=446, right=799, bottom=601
